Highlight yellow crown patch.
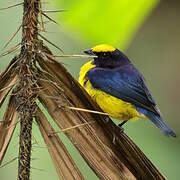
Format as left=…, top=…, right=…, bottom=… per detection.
left=92, top=44, right=116, bottom=52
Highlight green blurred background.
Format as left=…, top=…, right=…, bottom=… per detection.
left=0, top=0, right=180, bottom=179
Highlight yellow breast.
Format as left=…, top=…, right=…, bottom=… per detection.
left=78, top=61, right=146, bottom=120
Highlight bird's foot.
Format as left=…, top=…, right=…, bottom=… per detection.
left=117, top=120, right=128, bottom=134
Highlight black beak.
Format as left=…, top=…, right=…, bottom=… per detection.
left=84, top=49, right=96, bottom=56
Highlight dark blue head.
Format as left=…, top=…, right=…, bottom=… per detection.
left=84, top=44, right=131, bottom=68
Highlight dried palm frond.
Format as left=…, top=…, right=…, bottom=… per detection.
left=0, top=95, right=18, bottom=164
left=38, top=69, right=133, bottom=179
left=36, top=107, right=83, bottom=179
left=0, top=57, right=18, bottom=108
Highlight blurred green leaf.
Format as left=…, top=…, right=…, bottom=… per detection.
left=55, top=0, right=159, bottom=49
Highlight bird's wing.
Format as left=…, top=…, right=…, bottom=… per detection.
left=87, top=66, right=161, bottom=115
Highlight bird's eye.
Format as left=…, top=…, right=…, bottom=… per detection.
left=102, top=52, right=107, bottom=57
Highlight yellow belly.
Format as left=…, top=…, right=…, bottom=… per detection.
left=78, top=61, right=146, bottom=120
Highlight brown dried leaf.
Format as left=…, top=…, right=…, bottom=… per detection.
left=36, top=108, right=84, bottom=180
left=37, top=57, right=135, bottom=179
left=37, top=53, right=165, bottom=180
left=0, top=57, right=18, bottom=108
left=0, top=95, right=18, bottom=165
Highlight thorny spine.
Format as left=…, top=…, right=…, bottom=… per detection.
left=15, top=0, right=40, bottom=179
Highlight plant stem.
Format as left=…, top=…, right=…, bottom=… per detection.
left=16, top=0, right=40, bottom=179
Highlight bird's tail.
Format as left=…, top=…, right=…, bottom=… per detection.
left=145, top=111, right=176, bottom=137
left=137, top=107, right=176, bottom=137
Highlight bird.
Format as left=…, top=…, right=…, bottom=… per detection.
left=78, top=44, right=176, bottom=137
